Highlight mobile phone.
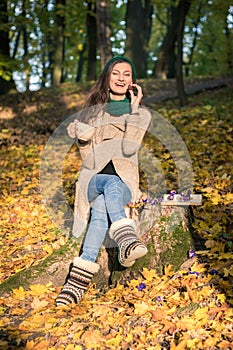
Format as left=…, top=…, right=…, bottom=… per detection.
left=128, top=85, right=138, bottom=96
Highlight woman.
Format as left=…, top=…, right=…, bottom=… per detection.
left=56, top=56, right=152, bottom=306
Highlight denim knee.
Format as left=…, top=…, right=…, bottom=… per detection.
left=104, top=176, right=123, bottom=200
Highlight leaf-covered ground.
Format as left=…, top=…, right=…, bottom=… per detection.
left=0, top=81, right=232, bottom=349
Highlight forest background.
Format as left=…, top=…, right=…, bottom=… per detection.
left=0, top=0, right=233, bottom=349
left=0, top=0, right=233, bottom=101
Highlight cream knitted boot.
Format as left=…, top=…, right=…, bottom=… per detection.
left=55, top=257, right=99, bottom=306
left=109, top=218, right=148, bottom=267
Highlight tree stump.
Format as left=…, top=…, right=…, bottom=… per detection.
left=19, top=196, right=201, bottom=291
left=93, top=195, right=202, bottom=288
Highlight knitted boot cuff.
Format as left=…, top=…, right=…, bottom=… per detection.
left=109, top=218, right=136, bottom=239
left=73, top=256, right=99, bottom=274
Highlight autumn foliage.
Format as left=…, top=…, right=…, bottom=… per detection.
left=0, top=82, right=232, bottom=349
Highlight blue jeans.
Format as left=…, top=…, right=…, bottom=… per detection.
left=80, top=174, right=132, bottom=262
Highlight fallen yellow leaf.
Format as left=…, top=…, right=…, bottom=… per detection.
left=194, top=306, right=209, bottom=320
left=134, top=301, right=149, bottom=315
left=142, top=268, right=158, bottom=281
left=12, top=286, right=25, bottom=300
left=105, top=333, right=122, bottom=347
left=73, top=330, right=84, bottom=341
left=33, top=340, right=50, bottom=349
left=30, top=284, right=50, bottom=296
left=218, top=340, right=233, bottom=349
left=81, top=330, right=104, bottom=348
left=176, top=316, right=196, bottom=330
left=31, top=298, right=49, bottom=309
left=25, top=340, right=35, bottom=350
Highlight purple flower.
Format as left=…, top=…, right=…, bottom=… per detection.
left=136, top=283, right=146, bottom=291
left=167, top=194, right=174, bottom=200
left=170, top=190, right=177, bottom=195
left=210, top=269, right=218, bottom=275
left=156, top=296, right=162, bottom=302
left=188, top=249, right=196, bottom=259
left=180, top=190, right=191, bottom=201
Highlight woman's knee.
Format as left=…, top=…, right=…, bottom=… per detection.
left=105, top=176, right=123, bottom=193
left=105, top=176, right=131, bottom=201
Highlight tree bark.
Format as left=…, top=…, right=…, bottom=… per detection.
left=155, top=1, right=191, bottom=81
left=125, top=0, right=153, bottom=79
left=22, top=0, right=30, bottom=91
left=155, top=4, right=178, bottom=79
left=76, top=43, right=87, bottom=82
left=37, top=0, right=54, bottom=87
left=224, top=7, right=233, bottom=73
left=184, top=1, right=206, bottom=77
left=52, top=0, right=66, bottom=87
left=0, top=0, right=15, bottom=94
left=167, top=45, right=176, bottom=79
left=176, top=0, right=191, bottom=106
left=86, top=1, right=97, bottom=81
left=96, top=0, right=112, bottom=70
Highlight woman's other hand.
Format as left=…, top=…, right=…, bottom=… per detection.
left=67, top=120, right=79, bottom=139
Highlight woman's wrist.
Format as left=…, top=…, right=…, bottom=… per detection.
left=130, top=104, right=139, bottom=115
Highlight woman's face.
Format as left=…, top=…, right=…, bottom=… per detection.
left=109, top=62, right=133, bottom=100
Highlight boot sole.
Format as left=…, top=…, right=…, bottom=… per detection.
left=120, top=246, right=148, bottom=267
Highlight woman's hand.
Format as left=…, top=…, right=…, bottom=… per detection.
left=67, top=120, right=95, bottom=141
left=67, top=120, right=79, bottom=139
left=128, top=83, right=143, bottom=107
left=128, top=83, right=143, bottom=114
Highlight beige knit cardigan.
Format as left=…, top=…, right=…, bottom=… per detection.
left=71, top=106, right=151, bottom=239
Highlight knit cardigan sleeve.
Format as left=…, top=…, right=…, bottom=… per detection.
left=122, top=107, right=151, bottom=156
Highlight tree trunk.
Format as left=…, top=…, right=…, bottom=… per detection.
left=76, top=43, right=87, bottom=82
left=176, top=0, right=191, bottom=107
left=52, top=0, right=66, bottom=87
left=155, top=4, right=177, bottom=79
left=224, top=7, right=233, bottom=73
left=184, top=1, right=205, bottom=77
left=0, top=0, right=15, bottom=94
left=155, top=1, right=191, bottom=80
left=167, top=44, right=176, bottom=79
left=22, top=0, right=30, bottom=91
left=94, top=203, right=195, bottom=287
left=96, top=0, right=112, bottom=70
left=38, top=0, right=54, bottom=87
left=125, top=0, right=153, bottom=79
left=86, top=1, right=97, bottom=81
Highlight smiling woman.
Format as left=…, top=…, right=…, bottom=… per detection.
left=55, top=56, right=152, bottom=306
